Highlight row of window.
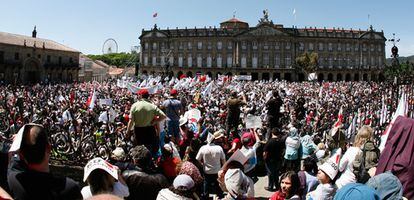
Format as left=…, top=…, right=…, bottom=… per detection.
left=144, top=55, right=291, bottom=68
left=1, top=52, right=74, bottom=64
left=143, top=55, right=383, bottom=68
left=143, top=41, right=383, bottom=53
left=0, top=51, right=4, bottom=64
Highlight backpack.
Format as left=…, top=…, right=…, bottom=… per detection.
left=353, top=141, right=380, bottom=183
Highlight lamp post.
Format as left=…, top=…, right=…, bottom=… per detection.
left=161, top=49, right=173, bottom=79
left=388, top=33, right=400, bottom=114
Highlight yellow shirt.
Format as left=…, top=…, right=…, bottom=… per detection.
left=129, top=100, right=165, bottom=127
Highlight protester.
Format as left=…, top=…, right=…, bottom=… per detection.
left=335, top=125, right=374, bottom=189
left=298, top=157, right=319, bottom=199
left=122, top=145, right=169, bottom=200
left=306, top=159, right=339, bottom=200
left=177, top=160, right=203, bottom=195
left=265, top=90, right=283, bottom=139
left=223, top=168, right=255, bottom=200
left=161, top=89, right=183, bottom=143
left=284, top=125, right=301, bottom=172
left=158, top=144, right=181, bottom=181
left=315, top=143, right=326, bottom=162
left=7, top=123, right=82, bottom=200
left=263, top=127, right=285, bottom=191
left=196, top=130, right=226, bottom=199
left=240, top=129, right=260, bottom=182
left=126, top=89, right=166, bottom=155
left=1, top=76, right=414, bottom=200
left=156, top=174, right=197, bottom=200
left=366, top=172, right=406, bottom=200
left=335, top=125, right=374, bottom=188
left=226, top=91, right=246, bottom=135
left=352, top=131, right=380, bottom=184
left=333, top=183, right=380, bottom=200
left=375, top=116, right=414, bottom=200
left=227, top=130, right=242, bottom=155
left=269, top=171, right=301, bottom=200
left=109, top=147, right=135, bottom=171
left=81, top=157, right=129, bottom=199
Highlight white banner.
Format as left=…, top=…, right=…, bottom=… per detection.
left=245, top=115, right=262, bottom=129
left=234, top=75, right=252, bottom=81
left=99, top=98, right=113, bottom=106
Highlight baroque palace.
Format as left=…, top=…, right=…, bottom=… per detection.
left=139, top=11, right=386, bottom=81
left=0, top=27, right=80, bottom=84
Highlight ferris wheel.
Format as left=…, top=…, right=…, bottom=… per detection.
left=102, top=38, right=118, bottom=54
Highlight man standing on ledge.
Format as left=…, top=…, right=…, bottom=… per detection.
left=161, top=89, right=183, bottom=144
left=226, top=91, right=246, bottom=135
left=127, top=89, right=166, bottom=155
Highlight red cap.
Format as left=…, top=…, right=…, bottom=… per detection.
left=137, top=89, right=149, bottom=96
left=170, top=89, right=178, bottom=96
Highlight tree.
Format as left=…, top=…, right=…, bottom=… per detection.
left=295, top=52, right=319, bottom=74
left=87, top=52, right=139, bottom=67
left=384, top=61, right=414, bottom=82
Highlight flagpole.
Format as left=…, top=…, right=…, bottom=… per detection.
left=293, top=8, right=297, bottom=24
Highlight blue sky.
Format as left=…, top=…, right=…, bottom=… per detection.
left=1, top=0, right=413, bottom=57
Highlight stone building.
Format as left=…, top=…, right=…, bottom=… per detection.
left=79, top=54, right=109, bottom=82
left=139, top=12, right=386, bottom=81
left=0, top=27, right=80, bottom=84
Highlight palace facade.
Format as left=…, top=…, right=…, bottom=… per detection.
left=0, top=27, right=80, bottom=84
left=139, top=13, right=386, bottom=81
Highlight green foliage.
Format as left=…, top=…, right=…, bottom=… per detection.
left=384, top=61, right=414, bottom=80
left=295, top=52, right=319, bottom=74
left=386, top=55, right=414, bottom=65
left=87, top=52, right=139, bottom=67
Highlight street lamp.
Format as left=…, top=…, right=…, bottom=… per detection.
left=161, top=49, right=173, bottom=79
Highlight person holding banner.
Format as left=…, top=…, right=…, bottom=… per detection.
left=126, top=89, right=166, bottom=156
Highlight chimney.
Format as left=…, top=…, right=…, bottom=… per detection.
left=32, top=26, right=37, bottom=38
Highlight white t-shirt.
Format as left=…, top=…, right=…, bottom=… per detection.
left=306, top=183, right=336, bottom=200
left=240, top=142, right=259, bottom=173
left=196, top=143, right=225, bottom=174
left=335, top=146, right=361, bottom=189
left=81, top=181, right=129, bottom=199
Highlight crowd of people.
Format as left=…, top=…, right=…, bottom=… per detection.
left=0, top=76, right=413, bottom=200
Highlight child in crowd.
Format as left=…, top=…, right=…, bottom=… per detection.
left=306, top=160, right=338, bottom=200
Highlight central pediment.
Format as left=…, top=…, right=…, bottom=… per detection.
left=140, top=30, right=168, bottom=39
left=236, top=25, right=289, bottom=37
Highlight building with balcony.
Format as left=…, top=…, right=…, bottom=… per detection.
left=139, top=12, right=386, bottom=81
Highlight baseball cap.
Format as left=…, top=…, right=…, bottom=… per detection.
left=83, top=157, right=118, bottom=182
left=173, top=174, right=194, bottom=190
left=170, top=89, right=178, bottom=96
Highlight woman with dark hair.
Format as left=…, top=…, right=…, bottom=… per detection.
left=270, top=171, right=301, bottom=200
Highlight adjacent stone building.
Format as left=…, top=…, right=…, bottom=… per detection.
left=0, top=27, right=80, bottom=84
left=79, top=54, right=110, bottom=82
left=139, top=12, right=386, bottom=81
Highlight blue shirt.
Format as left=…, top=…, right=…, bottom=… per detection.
left=162, top=98, right=182, bottom=121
